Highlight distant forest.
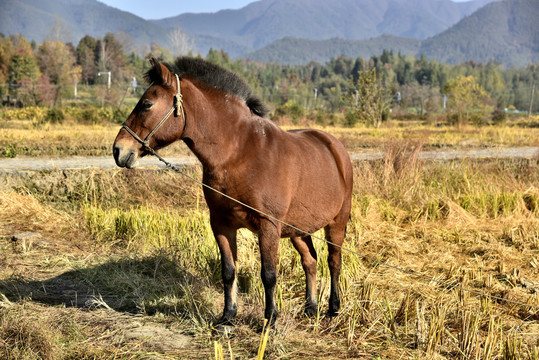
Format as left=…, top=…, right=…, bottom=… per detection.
left=1, top=32, right=537, bottom=120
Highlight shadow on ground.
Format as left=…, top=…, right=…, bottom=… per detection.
left=0, top=254, right=214, bottom=316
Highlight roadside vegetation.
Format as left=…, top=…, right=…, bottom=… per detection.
left=1, top=107, right=539, bottom=159
left=1, top=33, right=538, bottom=120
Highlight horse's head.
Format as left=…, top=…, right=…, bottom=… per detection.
left=113, top=58, right=185, bottom=168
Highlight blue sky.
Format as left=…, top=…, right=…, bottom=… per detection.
left=100, top=0, right=471, bottom=20
left=99, top=0, right=257, bottom=19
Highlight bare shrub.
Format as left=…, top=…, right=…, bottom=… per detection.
left=381, top=138, right=423, bottom=187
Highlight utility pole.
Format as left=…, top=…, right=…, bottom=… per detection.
left=529, top=82, right=535, bottom=118
left=98, top=71, right=111, bottom=89
left=132, top=77, right=137, bottom=94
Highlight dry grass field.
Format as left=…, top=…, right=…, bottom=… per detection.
left=1, top=113, right=538, bottom=359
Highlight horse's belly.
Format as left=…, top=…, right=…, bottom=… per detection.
left=280, top=193, right=344, bottom=237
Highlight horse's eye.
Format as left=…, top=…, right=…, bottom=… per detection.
left=142, top=99, right=153, bottom=110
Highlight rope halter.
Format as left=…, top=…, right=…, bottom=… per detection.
left=122, top=73, right=185, bottom=149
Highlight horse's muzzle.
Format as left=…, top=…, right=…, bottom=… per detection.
left=113, top=145, right=139, bottom=169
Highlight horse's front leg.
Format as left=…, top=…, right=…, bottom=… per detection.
left=212, top=222, right=238, bottom=323
left=258, top=220, right=281, bottom=323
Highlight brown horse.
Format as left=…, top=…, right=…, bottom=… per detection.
left=113, top=57, right=353, bottom=323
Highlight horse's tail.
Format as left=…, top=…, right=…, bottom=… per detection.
left=247, top=95, right=269, bottom=118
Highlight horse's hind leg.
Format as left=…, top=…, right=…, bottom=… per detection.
left=325, top=218, right=347, bottom=317
left=290, top=235, right=318, bottom=316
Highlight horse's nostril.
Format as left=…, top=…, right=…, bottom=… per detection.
left=113, top=146, right=120, bottom=159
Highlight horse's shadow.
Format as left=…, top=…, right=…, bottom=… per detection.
left=0, top=254, right=217, bottom=316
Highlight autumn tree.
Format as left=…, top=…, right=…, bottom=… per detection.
left=7, top=35, right=40, bottom=104
left=45, top=15, right=72, bottom=43
left=36, top=41, right=80, bottom=105
left=147, top=42, right=173, bottom=63
left=443, top=75, right=493, bottom=126
left=8, top=35, right=40, bottom=83
left=114, top=31, right=138, bottom=56
left=96, top=33, right=127, bottom=83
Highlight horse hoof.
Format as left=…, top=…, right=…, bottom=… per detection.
left=213, top=316, right=236, bottom=337
left=216, top=315, right=236, bottom=327
left=304, top=304, right=318, bottom=317
left=327, top=309, right=339, bottom=318
left=213, top=323, right=234, bottom=337
left=328, top=297, right=341, bottom=318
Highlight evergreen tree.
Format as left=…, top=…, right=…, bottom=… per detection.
left=351, top=57, right=364, bottom=83
left=77, top=35, right=97, bottom=84
left=0, top=35, right=14, bottom=98
left=7, top=35, right=40, bottom=84
left=348, top=68, right=391, bottom=128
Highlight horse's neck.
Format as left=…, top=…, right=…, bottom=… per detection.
left=181, top=82, right=250, bottom=171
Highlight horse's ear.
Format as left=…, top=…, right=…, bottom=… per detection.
left=159, top=63, right=175, bottom=86
left=149, top=57, right=159, bottom=67
left=146, top=57, right=174, bottom=86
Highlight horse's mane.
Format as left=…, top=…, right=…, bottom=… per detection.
left=144, top=57, right=269, bottom=118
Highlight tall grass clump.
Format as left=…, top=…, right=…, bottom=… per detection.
left=0, top=190, right=68, bottom=234
left=84, top=204, right=214, bottom=255
left=79, top=204, right=222, bottom=323
left=352, top=139, right=424, bottom=222
left=353, top=141, right=539, bottom=226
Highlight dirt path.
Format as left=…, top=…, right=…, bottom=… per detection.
left=353, top=146, right=539, bottom=161
left=0, top=155, right=198, bottom=172
left=0, top=147, right=537, bottom=172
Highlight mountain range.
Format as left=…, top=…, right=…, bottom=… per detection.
left=0, top=0, right=537, bottom=67
left=418, top=0, right=539, bottom=66
left=152, top=0, right=494, bottom=49
left=245, top=35, right=422, bottom=64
